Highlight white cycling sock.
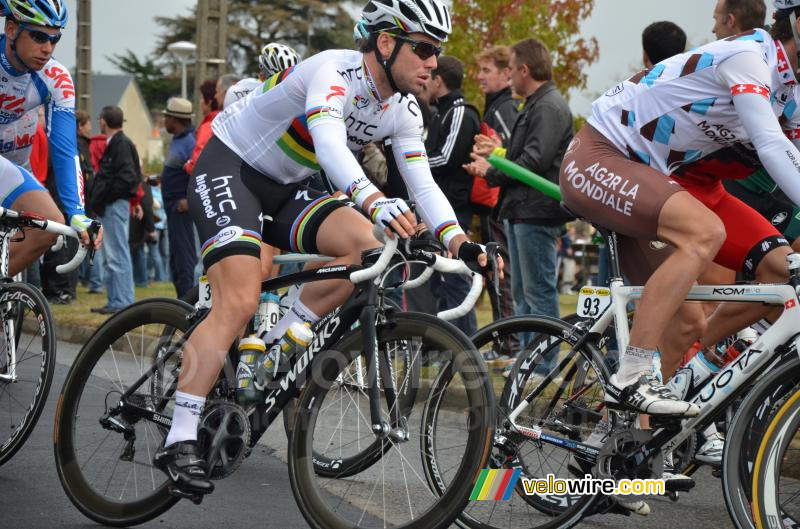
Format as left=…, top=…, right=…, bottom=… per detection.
left=264, top=298, right=320, bottom=345
left=616, top=345, right=657, bottom=385
left=165, top=391, right=206, bottom=447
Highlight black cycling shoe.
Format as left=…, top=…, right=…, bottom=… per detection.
left=153, top=441, right=214, bottom=497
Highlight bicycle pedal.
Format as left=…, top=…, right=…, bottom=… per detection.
left=167, top=485, right=204, bottom=505
left=664, top=480, right=694, bottom=492
left=648, top=416, right=687, bottom=429
left=711, top=467, right=722, bottom=479
left=664, top=491, right=679, bottom=502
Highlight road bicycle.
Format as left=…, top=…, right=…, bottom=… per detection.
left=53, top=229, right=496, bottom=529
left=421, top=224, right=800, bottom=529
left=0, top=206, right=97, bottom=465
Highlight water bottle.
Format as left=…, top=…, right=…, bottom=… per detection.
left=254, top=292, right=281, bottom=337
left=668, top=327, right=756, bottom=399
left=255, top=321, right=313, bottom=389
left=666, top=350, right=720, bottom=400
left=236, top=335, right=267, bottom=406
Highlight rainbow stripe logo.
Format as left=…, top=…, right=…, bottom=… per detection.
left=470, top=469, right=522, bottom=500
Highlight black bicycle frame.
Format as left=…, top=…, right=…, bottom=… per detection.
left=112, top=261, right=401, bottom=447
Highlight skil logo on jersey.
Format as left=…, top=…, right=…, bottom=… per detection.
left=0, top=133, right=33, bottom=154
left=0, top=93, right=26, bottom=117
left=44, top=66, right=75, bottom=99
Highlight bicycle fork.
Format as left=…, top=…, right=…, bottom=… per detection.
left=360, top=282, right=407, bottom=443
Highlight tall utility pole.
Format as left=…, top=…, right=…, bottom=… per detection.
left=194, top=0, right=227, bottom=121
left=75, top=0, right=92, bottom=113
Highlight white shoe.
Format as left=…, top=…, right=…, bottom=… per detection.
left=617, top=499, right=651, bottom=516
left=606, top=374, right=700, bottom=416
left=695, top=433, right=724, bottom=466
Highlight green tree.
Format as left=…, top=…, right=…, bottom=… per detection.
left=107, top=50, right=182, bottom=111
left=155, top=0, right=354, bottom=77
left=448, top=0, right=599, bottom=114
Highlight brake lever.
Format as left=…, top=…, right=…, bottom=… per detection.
left=86, top=220, right=102, bottom=266
left=485, top=242, right=503, bottom=297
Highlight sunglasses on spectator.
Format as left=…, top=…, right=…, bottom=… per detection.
left=387, top=34, right=442, bottom=60
left=19, top=24, right=62, bottom=45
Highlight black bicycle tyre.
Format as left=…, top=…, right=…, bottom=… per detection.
left=751, top=382, right=800, bottom=529
left=53, top=298, right=193, bottom=527
left=0, top=281, right=56, bottom=465
left=289, top=311, right=494, bottom=529
left=446, top=314, right=605, bottom=529
left=722, top=355, right=800, bottom=529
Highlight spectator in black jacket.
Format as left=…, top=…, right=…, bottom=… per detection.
left=88, top=106, right=139, bottom=314
left=426, top=55, right=481, bottom=335
left=476, top=45, right=518, bottom=324
left=466, top=38, right=574, bottom=335
left=75, top=109, right=99, bottom=292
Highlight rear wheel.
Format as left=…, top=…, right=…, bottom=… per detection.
left=54, top=298, right=193, bottom=526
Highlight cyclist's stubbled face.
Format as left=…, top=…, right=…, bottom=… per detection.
left=5, top=20, right=60, bottom=71
left=388, top=33, right=440, bottom=97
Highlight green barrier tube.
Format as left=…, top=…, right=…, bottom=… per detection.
left=487, top=154, right=562, bottom=201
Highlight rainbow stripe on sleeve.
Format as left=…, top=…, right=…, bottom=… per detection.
left=435, top=220, right=460, bottom=243
left=403, top=151, right=427, bottom=165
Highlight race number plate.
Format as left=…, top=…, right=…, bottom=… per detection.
left=576, top=286, right=610, bottom=318
left=197, top=275, right=212, bottom=309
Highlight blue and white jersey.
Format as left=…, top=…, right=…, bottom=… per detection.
left=0, top=34, right=84, bottom=217
left=589, top=29, right=800, bottom=176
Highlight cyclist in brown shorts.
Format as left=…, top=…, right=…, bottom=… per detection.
left=562, top=9, right=800, bottom=418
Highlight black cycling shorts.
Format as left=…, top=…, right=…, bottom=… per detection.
left=189, top=136, right=349, bottom=270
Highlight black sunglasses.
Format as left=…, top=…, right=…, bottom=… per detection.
left=20, top=24, right=62, bottom=45
left=388, top=34, right=442, bottom=60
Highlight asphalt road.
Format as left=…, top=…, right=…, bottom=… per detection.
left=0, top=339, right=742, bottom=529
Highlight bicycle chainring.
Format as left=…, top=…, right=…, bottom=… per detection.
left=197, top=401, right=251, bottom=480
left=595, top=427, right=663, bottom=481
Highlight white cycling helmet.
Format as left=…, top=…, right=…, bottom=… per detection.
left=360, top=0, right=451, bottom=43
left=258, top=42, right=301, bottom=77
left=775, top=0, right=800, bottom=9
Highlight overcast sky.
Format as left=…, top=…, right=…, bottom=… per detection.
left=54, top=0, right=776, bottom=116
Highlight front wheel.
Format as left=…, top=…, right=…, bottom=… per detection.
left=0, top=281, right=56, bottom=465
left=751, top=382, right=800, bottom=529
left=289, top=311, right=494, bottom=529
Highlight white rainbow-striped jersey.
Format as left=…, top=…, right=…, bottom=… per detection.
left=211, top=49, right=464, bottom=246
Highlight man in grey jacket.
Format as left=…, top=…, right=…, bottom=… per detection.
left=466, top=38, right=573, bottom=331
